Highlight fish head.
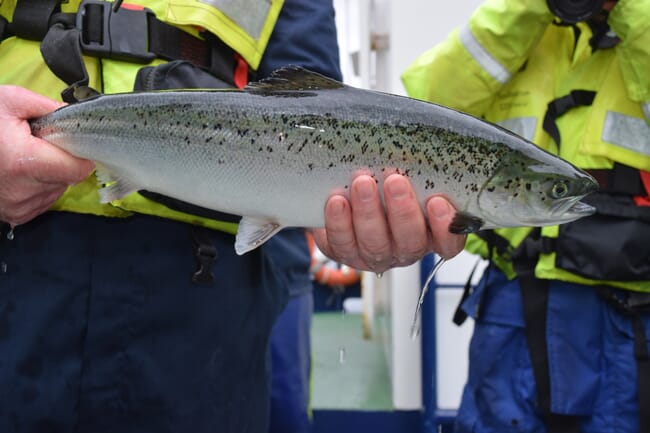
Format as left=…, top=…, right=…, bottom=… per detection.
left=476, top=152, right=599, bottom=229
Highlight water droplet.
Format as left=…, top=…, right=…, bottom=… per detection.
left=6, top=228, right=14, bottom=240
left=338, top=345, right=346, bottom=364
left=1, top=262, right=6, bottom=273
left=375, top=272, right=383, bottom=279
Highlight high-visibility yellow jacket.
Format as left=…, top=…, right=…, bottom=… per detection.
left=0, top=0, right=283, bottom=234
left=402, top=0, right=650, bottom=291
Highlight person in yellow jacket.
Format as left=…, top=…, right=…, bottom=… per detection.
left=403, top=0, right=650, bottom=431
left=0, top=1, right=465, bottom=432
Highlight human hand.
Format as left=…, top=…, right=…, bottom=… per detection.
left=0, top=86, right=95, bottom=225
left=312, top=174, right=466, bottom=273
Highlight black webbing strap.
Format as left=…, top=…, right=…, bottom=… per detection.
left=139, top=191, right=241, bottom=225
left=40, top=22, right=91, bottom=103
left=543, top=90, right=596, bottom=146
left=587, top=17, right=620, bottom=51
left=452, top=230, right=506, bottom=326
left=595, top=286, right=650, bottom=433
left=0, top=15, right=11, bottom=40
left=452, top=259, right=480, bottom=326
left=512, top=231, right=581, bottom=433
left=12, top=0, right=61, bottom=41
left=11, top=0, right=239, bottom=102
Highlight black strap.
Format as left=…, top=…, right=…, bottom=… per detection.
left=512, top=231, right=581, bottom=433
left=633, top=315, right=650, bottom=433
left=139, top=191, right=241, bottom=225
left=587, top=17, right=620, bottom=50
left=0, top=15, right=11, bottom=40
left=40, top=22, right=91, bottom=103
left=11, top=0, right=239, bottom=101
left=475, top=230, right=512, bottom=258
left=595, top=286, right=650, bottom=433
left=12, top=0, right=61, bottom=40
left=543, top=90, right=596, bottom=146
left=452, top=260, right=480, bottom=326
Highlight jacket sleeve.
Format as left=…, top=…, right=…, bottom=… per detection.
left=401, top=0, right=553, bottom=116
left=607, top=0, right=650, bottom=111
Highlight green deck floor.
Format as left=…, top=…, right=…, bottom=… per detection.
left=311, top=312, right=392, bottom=410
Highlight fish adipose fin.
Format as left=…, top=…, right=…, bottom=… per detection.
left=449, top=212, right=484, bottom=234
left=244, top=65, right=344, bottom=95
left=95, top=163, right=141, bottom=203
left=235, top=217, right=285, bottom=255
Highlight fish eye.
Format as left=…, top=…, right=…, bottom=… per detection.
left=551, top=181, right=569, bottom=198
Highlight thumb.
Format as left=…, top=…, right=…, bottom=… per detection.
left=21, top=136, right=95, bottom=185
left=0, top=85, right=63, bottom=120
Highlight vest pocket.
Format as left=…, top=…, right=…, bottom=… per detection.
left=555, top=192, right=650, bottom=282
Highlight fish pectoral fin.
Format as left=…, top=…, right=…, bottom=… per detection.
left=95, top=163, right=141, bottom=203
left=235, top=217, right=285, bottom=255
left=448, top=212, right=484, bottom=234
left=244, top=66, right=344, bottom=94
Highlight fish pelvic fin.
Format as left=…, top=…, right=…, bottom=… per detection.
left=95, top=163, right=140, bottom=203
left=235, top=217, right=285, bottom=255
left=449, top=212, right=484, bottom=234
left=244, top=66, right=344, bottom=95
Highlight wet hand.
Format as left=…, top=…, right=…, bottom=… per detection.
left=0, top=86, right=95, bottom=225
left=313, top=174, right=466, bottom=273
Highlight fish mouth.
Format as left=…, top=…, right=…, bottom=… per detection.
left=552, top=197, right=596, bottom=218
left=566, top=200, right=596, bottom=216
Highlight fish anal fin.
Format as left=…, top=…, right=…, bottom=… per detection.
left=449, top=212, right=484, bottom=234
left=245, top=65, right=344, bottom=94
left=235, top=217, right=285, bottom=255
left=95, top=163, right=141, bottom=203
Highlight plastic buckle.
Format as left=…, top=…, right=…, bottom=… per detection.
left=77, top=0, right=156, bottom=63
left=192, top=244, right=218, bottom=284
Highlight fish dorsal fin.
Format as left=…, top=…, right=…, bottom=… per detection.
left=245, top=66, right=344, bottom=94
left=235, top=217, right=285, bottom=255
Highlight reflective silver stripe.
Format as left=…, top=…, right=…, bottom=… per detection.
left=496, top=117, right=537, bottom=141
left=642, top=102, right=650, bottom=121
left=199, top=0, right=271, bottom=39
left=602, top=111, right=650, bottom=156
left=459, top=25, right=510, bottom=84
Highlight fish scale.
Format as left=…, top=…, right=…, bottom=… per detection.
left=30, top=66, right=598, bottom=255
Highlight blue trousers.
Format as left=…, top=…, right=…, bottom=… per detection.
left=0, top=212, right=287, bottom=433
left=268, top=292, right=313, bottom=433
left=455, top=267, right=650, bottom=433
